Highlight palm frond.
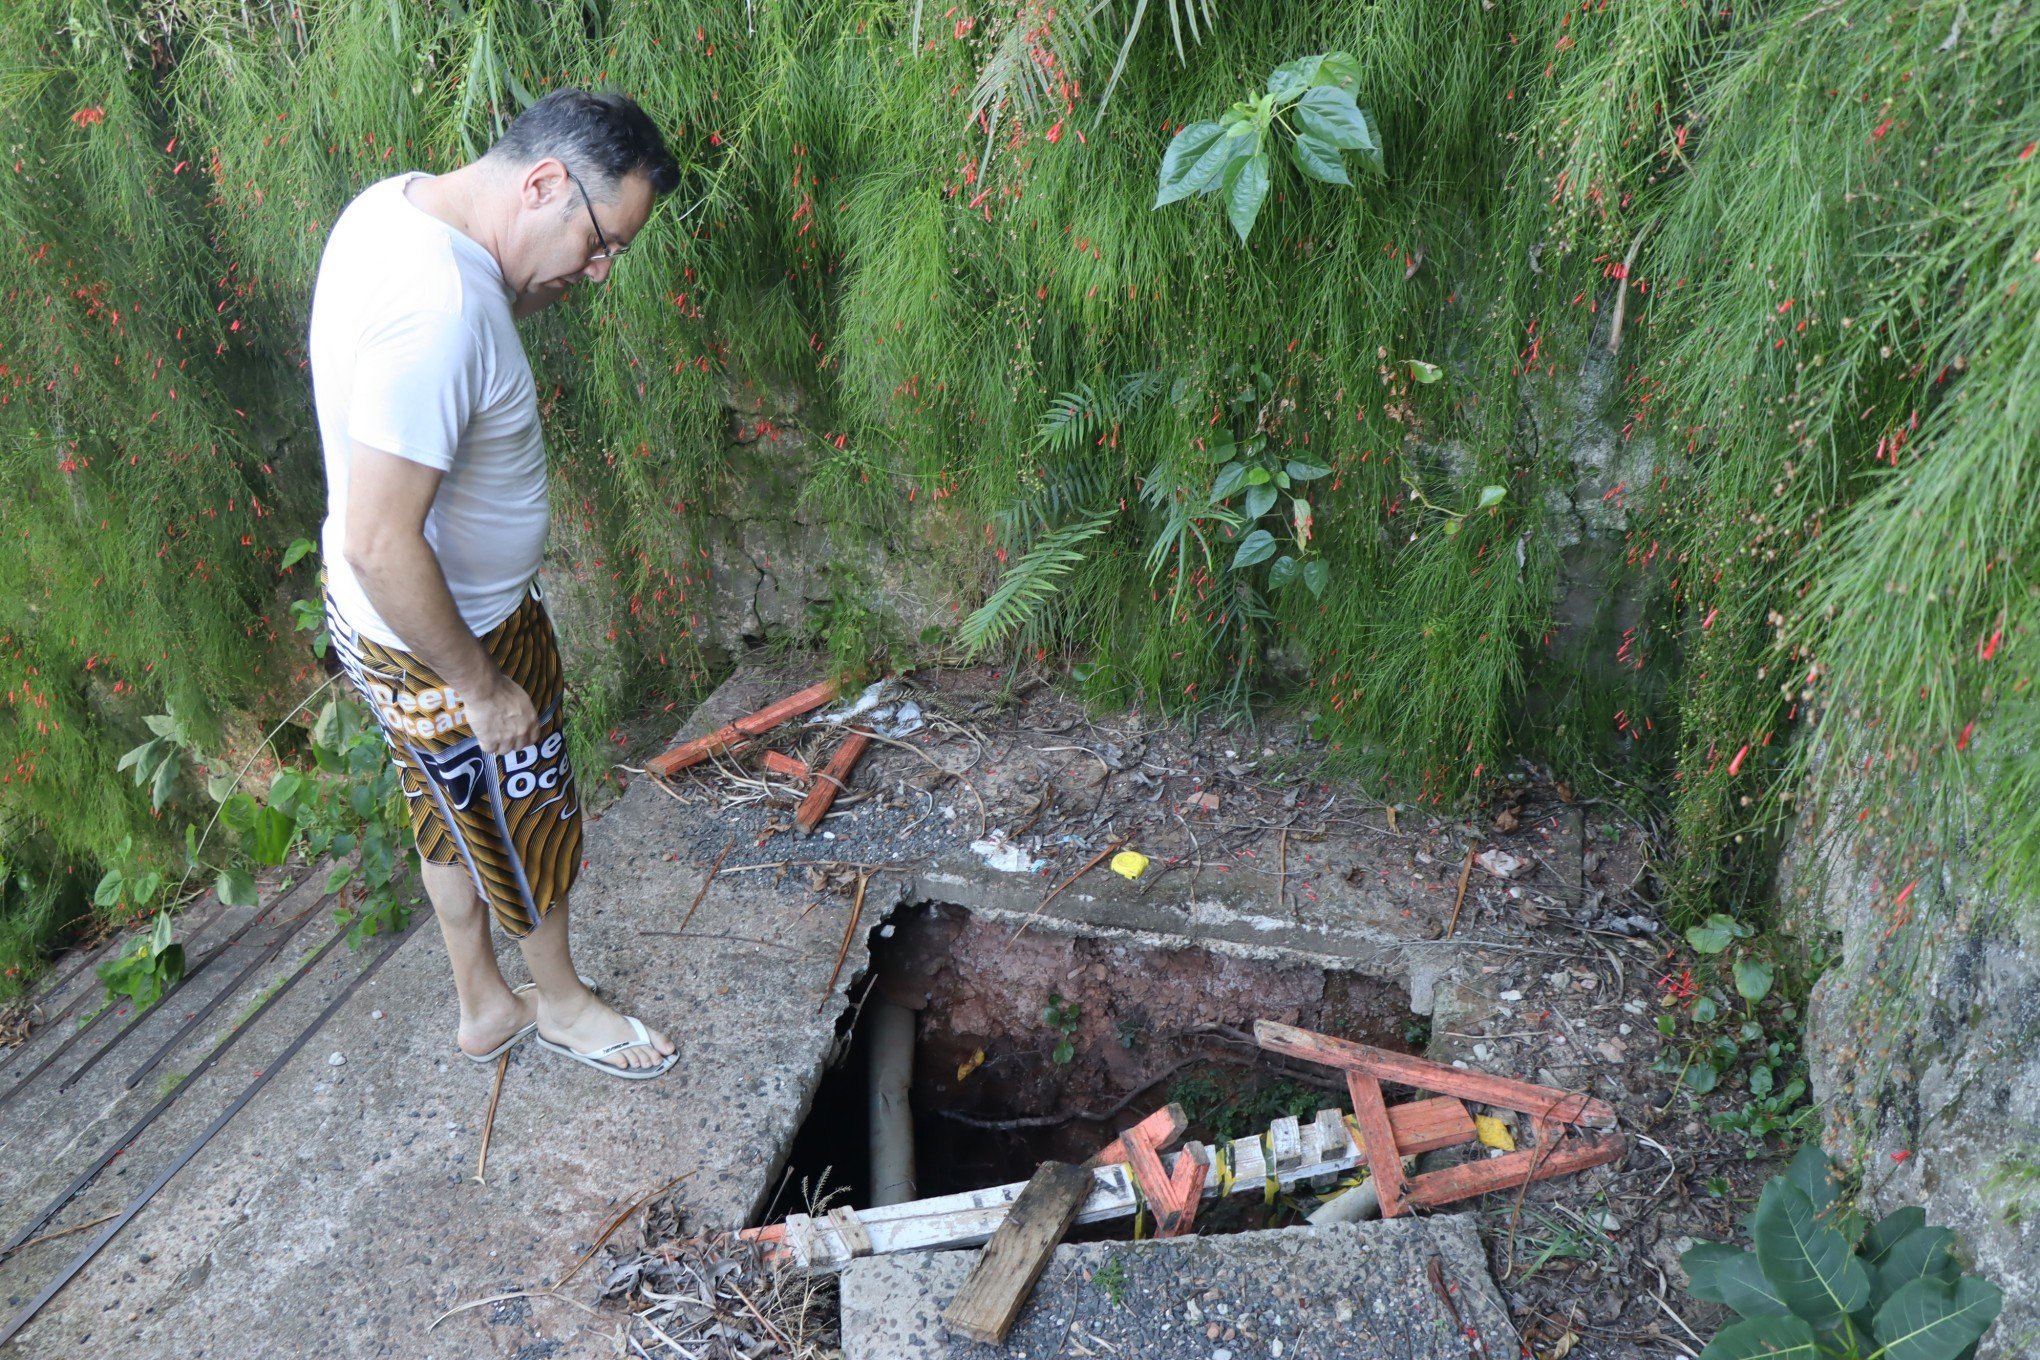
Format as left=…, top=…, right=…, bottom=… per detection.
left=958, top=513, right=1116, bottom=659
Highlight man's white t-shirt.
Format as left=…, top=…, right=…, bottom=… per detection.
left=310, top=171, right=548, bottom=650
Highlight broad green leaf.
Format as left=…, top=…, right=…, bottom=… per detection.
left=1750, top=1064, right=1774, bottom=1097
left=1735, top=958, right=1776, bottom=1003
left=1205, top=132, right=1259, bottom=199
left=217, top=866, right=258, bottom=909
left=1245, top=466, right=1272, bottom=486
left=1274, top=470, right=1291, bottom=489
left=1406, top=359, right=1443, bottom=383
left=1290, top=133, right=1350, bottom=186
left=220, top=791, right=259, bottom=834
left=1267, top=555, right=1299, bottom=588
left=1286, top=460, right=1332, bottom=482
left=1266, top=56, right=1320, bottom=102
left=1245, top=484, right=1277, bottom=520
left=1302, top=559, right=1329, bottom=597
left=1871, top=1276, right=2002, bottom=1360
left=281, top=536, right=315, bottom=569
left=94, top=870, right=125, bottom=908
left=325, top=863, right=355, bottom=893
left=1717, top=1249, right=1797, bottom=1319
left=117, top=737, right=159, bottom=774
left=151, top=754, right=178, bottom=810
left=1296, top=85, right=1370, bottom=151
left=130, top=871, right=162, bottom=907
left=1873, top=1227, right=1959, bottom=1304
left=250, top=806, right=297, bottom=866
left=156, top=942, right=185, bottom=989
left=1681, top=1241, right=1745, bottom=1304
left=1441, top=518, right=1463, bottom=536
left=1476, top=484, right=1507, bottom=509
left=269, top=771, right=308, bottom=814
left=1313, top=52, right=1363, bottom=93
left=1697, top=1314, right=1818, bottom=1360
left=149, top=909, right=174, bottom=955
left=1753, top=1178, right=1872, bottom=1326
left=1687, top=916, right=1739, bottom=954
left=312, top=699, right=348, bottom=751
left=1692, top=996, right=1720, bottom=1023
left=1686, top=1062, right=1720, bottom=1094
left=1209, top=461, right=1249, bottom=502
left=1155, top=121, right=1227, bottom=207
left=1226, top=151, right=1270, bottom=243
left=1232, top=530, right=1278, bottom=570
left=1863, top=1209, right=1929, bottom=1270
left=143, top=713, right=183, bottom=740
left=1784, top=1143, right=1840, bottom=1218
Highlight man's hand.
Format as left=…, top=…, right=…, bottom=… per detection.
left=465, top=673, right=541, bottom=756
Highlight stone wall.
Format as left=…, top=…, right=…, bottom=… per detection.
left=1785, top=819, right=2040, bottom=1358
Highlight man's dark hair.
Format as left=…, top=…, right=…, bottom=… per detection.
left=486, top=89, right=680, bottom=199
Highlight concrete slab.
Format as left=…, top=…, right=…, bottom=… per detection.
left=0, top=661, right=1587, bottom=1358
left=839, top=1216, right=1517, bottom=1360
left=0, top=664, right=895, bottom=1358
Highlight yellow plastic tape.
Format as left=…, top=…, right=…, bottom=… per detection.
left=1110, top=850, right=1149, bottom=880
left=1474, top=1114, right=1518, bottom=1152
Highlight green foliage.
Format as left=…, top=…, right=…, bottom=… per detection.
left=1684, top=1147, right=2003, bottom=1360
left=1155, top=51, right=1376, bottom=242
left=1090, top=1252, right=1129, bottom=1306
left=1654, top=923, right=1807, bottom=1148
left=1041, top=990, right=1081, bottom=1065
left=94, top=908, right=185, bottom=1010
left=0, top=0, right=2032, bottom=1085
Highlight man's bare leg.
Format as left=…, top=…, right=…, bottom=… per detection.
left=421, top=857, right=535, bottom=1057
left=519, top=898, right=675, bottom=1070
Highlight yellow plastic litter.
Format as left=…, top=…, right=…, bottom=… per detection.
left=1474, top=1114, right=1518, bottom=1152
left=1110, top=850, right=1150, bottom=880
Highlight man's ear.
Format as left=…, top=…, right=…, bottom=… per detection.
left=519, top=157, right=568, bottom=211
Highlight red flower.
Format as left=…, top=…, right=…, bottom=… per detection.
left=71, top=106, right=104, bottom=129
left=1045, top=119, right=1064, bottom=144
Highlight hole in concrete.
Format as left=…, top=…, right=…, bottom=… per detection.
left=775, top=903, right=1427, bottom=1235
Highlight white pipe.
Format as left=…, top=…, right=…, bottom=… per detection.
left=1306, top=1179, right=1381, bottom=1226
left=867, top=999, right=918, bottom=1206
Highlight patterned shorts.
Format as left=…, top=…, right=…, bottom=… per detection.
left=326, top=583, right=582, bottom=937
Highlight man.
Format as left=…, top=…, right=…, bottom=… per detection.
left=309, top=90, right=679, bottom=1078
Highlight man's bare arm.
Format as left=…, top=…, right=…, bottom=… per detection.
left=341, top=443, right=537, bottom=753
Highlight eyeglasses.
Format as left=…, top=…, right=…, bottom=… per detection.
left=562, top=165, right=630, bottom=263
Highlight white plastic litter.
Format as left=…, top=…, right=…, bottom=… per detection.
left=807, top=680, right=926, bottom=738
left=968, top=832, right=1045, bottom=874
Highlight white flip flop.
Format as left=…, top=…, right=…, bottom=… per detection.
left=460, top=975, right=601, bottom=1064
left=534, top=1015, right=679, bottom=1081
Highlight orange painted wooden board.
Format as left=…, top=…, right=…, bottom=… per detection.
left=1256, top=1020, right=1617, bottom=1128
left=1346, top=1072, right=1408, bottom=1217
left=1404, top=1132, right=1627, bottom=1208
left=1117, top=1130, right=1201, bottom=1237
left=1086, top=1103, right=1187, bottom=1168
left=795, top=728, right=871, bottom=834
left=646, top=679, right=839, bottom=777
left=1386, top=1096, right=1479, bottom=1155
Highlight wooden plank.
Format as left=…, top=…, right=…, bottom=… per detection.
left=795, top=728, right=871, bottom=835
left=1405, top=1132, right=1627, bottom=1209
left=1118, top=1130, right=1202, bottom=1237
left=1390, top=1095, right=1480, bottom=1155
left=1269, top=1115, right=1302, bottom=1172
left=1346, top=1072, right=1409, bottom=1218
left=942, top=1162, right=1093, bottom=1345
left=1255, top=1020, right=1618, bottom=1128
left=826, top=1206, right=873, bottom=1259
left=763, top=750, right=811, bottom=781
left=1086, top=1103, right=1187, bottom=1168
left=644, top=679, right=840, bottom=777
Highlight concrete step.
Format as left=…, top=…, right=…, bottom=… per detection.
left=840, top=1216, right=1518, bottom=1360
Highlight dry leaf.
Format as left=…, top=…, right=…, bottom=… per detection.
left=956, top=1048, right=986, bottom=1082
left=1494, top=807, right=1520, bottom=832
left=1473, top=1114, right=1517, bottom=1152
